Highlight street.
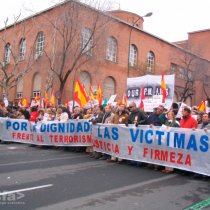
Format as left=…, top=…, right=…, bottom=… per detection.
left=0, top=142, right=210, bottom=210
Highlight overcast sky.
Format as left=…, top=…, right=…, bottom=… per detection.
left=0, top=0, right=209, bottom=42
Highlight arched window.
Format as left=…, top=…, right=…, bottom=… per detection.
left=19, top=38, right=26, bottom=61
left=5, top=43, right=11, bottom=64
left=35, top=31, right=44, bottom=59
left=147, top=51, right=155, bottom=72
left=16, top=78, right=24, bottom=99
left=106, top=37, right=117, bottom=62
left=173, top=92, right=178, bottom=102
left=81, top=27, right=93, bottom=55
left=32, top=74, right=41, bottom=98
left=185, top=97, right=192, bottom=107
left=103, top=77, right=115, bottom=98
left=129, top=44, right=138, bottom=67
left=79, top=71, right=91, bottom=94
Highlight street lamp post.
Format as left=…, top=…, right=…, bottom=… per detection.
left=127, top=12, right=153, bottom=78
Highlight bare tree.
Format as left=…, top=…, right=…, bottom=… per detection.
left=170, top=46, right=210, bottom=103
left=0, top=15, right=35, bottom=99
left=43, top=0, right=111, bottom=103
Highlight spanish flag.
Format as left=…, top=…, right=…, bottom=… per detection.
left=45, top=91, right=49, bottom=107
left=21, top=98, right=29, bottom=108
left=198, top=100, right=206, bottom=112
left=96, top=83, right=102, bottom=105
left=90, top=85, right=95, bottom=101
left=74, top=79, right=89, bottom=107
left=50, top=91, right=56, bottom=107
left=122, top=95, right=127, bottom=106
left=161, top=71, right=167, bottom=103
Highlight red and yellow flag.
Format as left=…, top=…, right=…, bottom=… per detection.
left=96, top=83, right=102, bottom=105
left=74, top=79, right=89, bottom=107
left=21, top=98, right=29, bottom=108
left=161, top=71, right=167, bottom=103
left=139, top=86, right=145, bottom=109
left=198, top=100, right=206, bottom=112
left=50, top=91, right=56, bottom=107
left=45, top=91, right=49, bottom=107
left=90, top=85, right=95, bottom=101
left=122, top=95, right=127, bottom=106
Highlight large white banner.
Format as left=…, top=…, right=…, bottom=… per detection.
left=0, top=118, right=92, bottom=146
left=1, top=118, right=210, bottom=176
left=127, top=74, right=175, bottom=112
left=92, top=124, right=210, bottom=176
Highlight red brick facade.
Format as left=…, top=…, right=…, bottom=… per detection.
left=0, top=1, right=209, bottom=106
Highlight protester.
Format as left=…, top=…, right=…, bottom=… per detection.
left=147, top=105, right=165, bottom=126
left=162, top=110, right=180, bottom=173
left=29, top=106, right=39, bottom=122
left=198, top=113, right=210, bottom=130
left=126, top=102, right=147, bottom=126
left=110, top=103, right=128, bottom=163
left=16, top=108, right=26, bottom=119
left=180, top=106, right=198, bottom=129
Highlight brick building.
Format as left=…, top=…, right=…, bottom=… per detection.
left=0, top=0, right=209, bottom=106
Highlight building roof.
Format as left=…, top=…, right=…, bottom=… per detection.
left=0, top=0, right=209, bottom=63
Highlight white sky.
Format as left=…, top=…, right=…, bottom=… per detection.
left=0, top=0, right=209, bottom=42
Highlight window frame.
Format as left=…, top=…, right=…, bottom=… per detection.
left=146, top=51, right=155, bottom=72
left=106, top=37, right=117, bottom=63
left=80, top=27, right=93, bottom=56
left=35, top=32, right=45, bottom=59
left=129, top=44, right=138, bottom=67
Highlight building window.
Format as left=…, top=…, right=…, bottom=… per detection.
left=147, top=51, right=155, bottom=72
left=204, top=75, right=209, bottom=86
left=129, top=44, right=138, bottom=67
left=79, top=71, right=91, bottom=94
left=80, top=27, right=93, bottom=55
left=16, top=77, right=23, bottom=99
left=5, top=43, right=11, bottom=64
left=173, top=92, right=178, bottom=102
left=185, top=96, right=192, bottom=107
left=170, top=63, right=177, bottom=74
left=103, top=76, right=115, bottom=98
left=106, top=37, right=117, bottom=62
left=16, top=92, right=23, bottom=99
left=178, top=68, right=185, bottom=79
left=32, top=91, right=40, bottom=98
left=32, top=74, right=41, bottom=98
left=35, top=31, right=44, bottom=59
left=19, top=38, right=26, bottom=61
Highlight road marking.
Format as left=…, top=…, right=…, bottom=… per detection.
left=184, top=197, right=210, bottom=210
left=0, top=155, right=85, bottom=166
left=7, top=147, right=17, bottom=150
left=0, top=184, right=53, bottom=196
left=36, top=174, right=178, bottom=210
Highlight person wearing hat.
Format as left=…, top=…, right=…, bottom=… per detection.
left=180, top=106, right=198, bottom=129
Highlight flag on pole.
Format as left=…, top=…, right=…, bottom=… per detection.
left=21, top=98, right=29, bottom=108
left=198, top=100, right=206, bottom=112
left=50, top=91, right=56, bottom=107
left=96, top=83, right=102, bottom=105
left=122, top=95, right=127, bottom=106
left=90, top=85, right=95, bottom=101
left=82, top=84, right=90, bottom=101
left=45, top=91, right=49, bottom=107
left=139, top=86, right=145, bottom=109
left=74, top=79, right=89, bottom=107
left=161, top=71, right=167, bottom=103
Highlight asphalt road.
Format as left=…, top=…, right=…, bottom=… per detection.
left=0, top=142, right=210, bottom=210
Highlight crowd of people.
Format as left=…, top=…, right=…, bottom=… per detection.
left=1, top=99, right=210, bottom=178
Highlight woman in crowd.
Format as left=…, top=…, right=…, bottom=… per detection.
left=162, top=110, right=180, bottom=173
